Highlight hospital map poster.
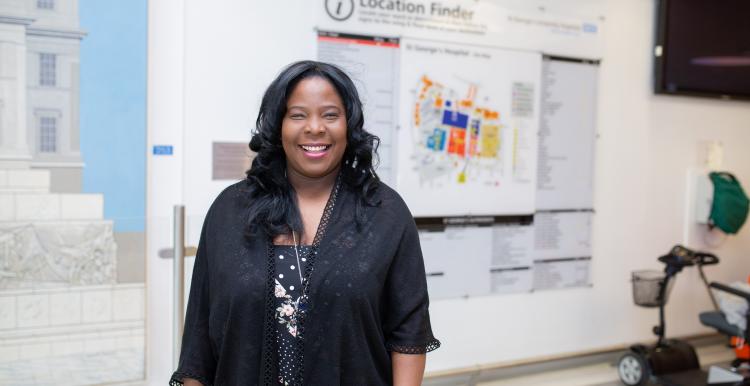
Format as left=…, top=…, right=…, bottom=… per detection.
left=396, top=38, right=542, bottom=217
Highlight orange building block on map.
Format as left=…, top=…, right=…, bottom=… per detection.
left=447, top=127, right=466, bottom=157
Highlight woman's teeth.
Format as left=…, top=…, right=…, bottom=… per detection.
left=300, top=145, right=329, bottom=152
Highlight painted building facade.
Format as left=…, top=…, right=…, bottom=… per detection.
left=1, top=0, right=85, bottom=192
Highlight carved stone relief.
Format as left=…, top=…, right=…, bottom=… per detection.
left=0, top=221, right=117, bottom=289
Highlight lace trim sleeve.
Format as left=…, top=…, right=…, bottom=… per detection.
left=387, top=338, right=441, bottom=354
left=170, top=372, right=211, bottom=386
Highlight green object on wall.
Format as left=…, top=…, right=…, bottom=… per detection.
left=709, top=172, right=749, bottom=234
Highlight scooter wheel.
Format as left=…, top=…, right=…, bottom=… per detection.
left=618, top=352, right=650, bottom=386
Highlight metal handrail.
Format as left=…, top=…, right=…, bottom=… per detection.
left=173, top=205, right=185, bottom=370
left=156, top=206, right=198, bottom=368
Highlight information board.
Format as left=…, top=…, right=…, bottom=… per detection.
left=316, top=12, right=600, bottom=298
left=397, top=38, right=541, bottom=217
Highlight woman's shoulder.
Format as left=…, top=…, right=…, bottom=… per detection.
left=369, top=180, right=414, bottom=223
left=205, top=179, right=252, bottom=223
left=217, top=179, right=252, bottom=200
left=214, top=178, right=250, bottom=203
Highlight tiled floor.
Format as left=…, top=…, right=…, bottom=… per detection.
left=485, top=343, right=735, bottom=386
left=0, top=336, right=735, bottom=385
left=0, top=283, right=146, bottom=386
left=0, top=348, right=144, bottom=386
left=426, top=337, right=737, bottom=386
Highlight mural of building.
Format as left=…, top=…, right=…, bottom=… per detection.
left=1, top=0, right=85, bottom=192
left=0, top=1, right=145, bottom=383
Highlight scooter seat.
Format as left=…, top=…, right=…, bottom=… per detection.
left=700, top=311, right=745, bottom=337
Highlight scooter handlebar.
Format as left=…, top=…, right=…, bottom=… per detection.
left=694, top=252, right=719, bottom=266
left=658, top=245, right=696, bottom=267
left=658, top=245, right=719, bottom=267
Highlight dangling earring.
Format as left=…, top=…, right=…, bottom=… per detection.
left=351, top=156, right=358, bottom=169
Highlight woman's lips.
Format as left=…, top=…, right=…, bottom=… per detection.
left=299, top=144, right=331, bottom=159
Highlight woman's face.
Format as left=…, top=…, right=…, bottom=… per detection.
left=281, top=76, right=347, bottom=181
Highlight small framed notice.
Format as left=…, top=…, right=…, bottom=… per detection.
left=212, top=142, right=255, bottom=180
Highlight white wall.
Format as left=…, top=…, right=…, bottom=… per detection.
left=424, top=0, right=750, bottom=373
left=147, top=0, right=750, bottom=379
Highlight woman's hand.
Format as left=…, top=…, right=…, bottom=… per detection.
left=182, top=378, right=203, bottom=386
left=392, top=352, right=426, bottom=386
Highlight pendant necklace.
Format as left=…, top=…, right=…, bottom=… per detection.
left=291, top=231, right=304, bottom=285
left=292, top=231, right=311, bottom=316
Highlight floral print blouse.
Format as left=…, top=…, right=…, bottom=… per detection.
left=272, top=244, right=311, bottom=385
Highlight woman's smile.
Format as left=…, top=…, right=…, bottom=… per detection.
left=298, top=143, right=332, bottom=158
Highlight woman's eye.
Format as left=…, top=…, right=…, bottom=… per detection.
left=324, top=113, right=339, bottom=119
left=290, top=114, right=305, bottom=119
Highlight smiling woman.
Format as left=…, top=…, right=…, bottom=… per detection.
left=170, top=61, right=440, bottom=386
left=281, top=77, right=348, bottom=190
left=247, top=61, right=379, bottom=241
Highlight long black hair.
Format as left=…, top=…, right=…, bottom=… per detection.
left=244, top=60, right=380, bottom=240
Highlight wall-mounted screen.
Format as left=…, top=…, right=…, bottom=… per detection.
left=654, top=0, right=750, bottom=100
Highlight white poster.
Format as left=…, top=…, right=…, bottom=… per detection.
left=492, top=223, right=534, bottom=268
left=420, top=226, right=492, bottom=299
left=532, top=210, right=593, bottom=290
left=533, top=257, right=591, bottom=291
left=534, top=211, right=592, bottom=260
left=536, top=58, right=598, bottom=211
left=490, top=267, right=534, bottom=294
left=490, top=223, right=534, bottom=294
left=397, top=38, right=541, bottom=216
left=531, top=58, right=598, bottom=290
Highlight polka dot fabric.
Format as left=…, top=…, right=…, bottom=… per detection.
left=272, top=244, right=311, bottom=385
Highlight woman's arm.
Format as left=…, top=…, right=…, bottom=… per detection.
left=392, top=352, right=426, bottom=386
left=384, top=196, right=440, bottom=385
left=170, top=207, right=217, bottom=385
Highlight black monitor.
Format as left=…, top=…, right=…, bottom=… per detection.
left=654, top=0, right=750, bottom=100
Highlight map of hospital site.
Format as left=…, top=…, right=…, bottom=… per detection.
left=397, top=38, right=540, bottom=216
left=412, top=75, right=506, bottom=186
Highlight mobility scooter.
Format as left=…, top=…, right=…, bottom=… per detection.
left=617, top=245, right=724, bottom=385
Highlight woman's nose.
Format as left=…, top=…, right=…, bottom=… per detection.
left=305, top=117, right=326, bottom=134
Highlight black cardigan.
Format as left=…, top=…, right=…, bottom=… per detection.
left=171, top=179, right=440, bottom=386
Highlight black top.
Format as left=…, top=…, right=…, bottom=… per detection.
left=170, top=179, right=440, bottom=386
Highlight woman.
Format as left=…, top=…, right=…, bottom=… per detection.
left=170, top=61, right=440, bottom=386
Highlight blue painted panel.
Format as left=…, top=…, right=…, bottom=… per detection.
left=80, top=0, right=147, bottom=232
